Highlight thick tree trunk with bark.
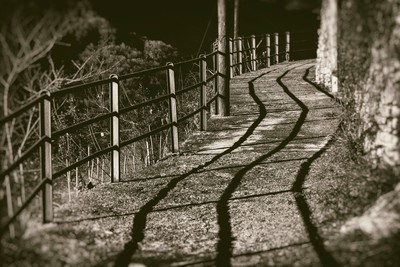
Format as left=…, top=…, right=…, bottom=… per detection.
left=317, top=0, right=400, bottom=175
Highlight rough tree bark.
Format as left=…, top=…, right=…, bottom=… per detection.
left=315, top=0, right=337, bottom=90
left=317, top=0, right=400, bottom=175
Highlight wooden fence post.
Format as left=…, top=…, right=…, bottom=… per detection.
left=266, top=34, right=270, bottom=67
left=96, top=157, right=99, bottom=180
left=87, top=145, right=90, bottom=181
left=217, top=0, right=230, bottom=117
left=275, top=33, right=279, bottom=64
left=217, top=46, right=230, bottom=116
left=40, top=90, right=53, bottom=223
left=285, top=31, right=290, bottom=62
left=214, top=52, right=219, bottom=115
left=110, top=74, right=120, bottom=183
left=229, top=38, right=234, bottom=78
left=101, top=158, right=104, bottom=183
left=5, top=176, right=15, bottom=237
left=166, top=63, right=179, bottom=153
left=237, top=37, right=243, bottom=75
left=251, top=35, right=256, bottom=71
left=66, top=159, right=71, bottom=202
left=200, top=55, right=207, bottom=131
left=75, top=159, right=78, bottom=196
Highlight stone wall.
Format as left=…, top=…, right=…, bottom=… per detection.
left=317, top=0, right=400, bottom=175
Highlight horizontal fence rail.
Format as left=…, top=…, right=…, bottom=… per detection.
left=0, top=30, right=316, bottom=238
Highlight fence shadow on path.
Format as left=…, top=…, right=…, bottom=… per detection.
left=215, top=65, right=339, bottom=267
left=113, top=68, right=281, bottom=267
left=55, top=64, right=339, bottom=267
left=215, top=65, right=309, bottom=266
left=290, top=67, right=339, bottom=267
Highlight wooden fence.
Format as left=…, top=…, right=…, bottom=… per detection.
left=0, top=31, right=317, bottom=238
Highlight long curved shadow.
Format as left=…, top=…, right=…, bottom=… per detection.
left=113, top=68, right=280, bottom=267
left=290, top=67, right=339, bottom=266
left=215, top=65, right=309, bottom=266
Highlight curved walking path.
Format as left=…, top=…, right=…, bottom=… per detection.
left=7, top=60, right=343, bottom=266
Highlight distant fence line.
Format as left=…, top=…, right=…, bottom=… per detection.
left=229, top=31, right=317, bottom=77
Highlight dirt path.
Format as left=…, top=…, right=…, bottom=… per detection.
left=4, top=60, right=345, bottom=266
